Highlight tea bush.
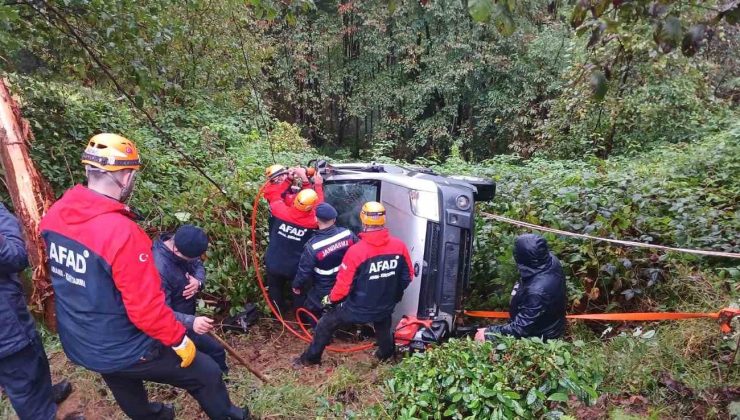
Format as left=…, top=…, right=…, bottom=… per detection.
left=385, top=337, right=602, bottom=419
left=430, top=121, right=740, bottom=311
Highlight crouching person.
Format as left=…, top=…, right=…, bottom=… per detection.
left=153, top=225, right=228, bottom=374
left=293, top=202, right=412, bottom=367
left=475, top=233, right=566, bottom=342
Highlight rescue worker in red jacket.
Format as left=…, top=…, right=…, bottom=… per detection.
left=40, top=134, right=248, bottom=420
left=293, top=202, right=413, bottom=367
left=263, top=164, right=290, bottom=205
left=264, top=171, right=323, bottom=314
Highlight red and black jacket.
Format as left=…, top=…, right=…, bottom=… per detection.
left=264, top=183, right=324, bottom=279
left=263, top=179, right=291, bottom=206
left=329, top=228, right=413, bottom=322
left=40, top=185, right=185, bottom=373
left=263, top=179, right=311, bottom=207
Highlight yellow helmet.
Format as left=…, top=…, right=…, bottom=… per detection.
left=360, top=201, right=386, bottom=226
left=294, top=189, right=319, bottom=212
left=81, top=133, right=141, bottom=171
left=265, top=164, right=288, bottom=180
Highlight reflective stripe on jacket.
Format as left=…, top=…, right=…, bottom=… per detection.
left=293, top=225, right=358, bottom=308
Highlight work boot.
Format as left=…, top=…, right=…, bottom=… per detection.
left=291, top=355, right=319, bottom=369
left=52, top=379, right=73, bottom=404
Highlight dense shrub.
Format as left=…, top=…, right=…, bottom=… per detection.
left=384, top=337, right=602, bottom=419
left=6, top=75, right=317, bottom=315
left=432, top=121, right=740, bottom=310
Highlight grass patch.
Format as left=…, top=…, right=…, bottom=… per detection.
left=571, top=317, right=739, bottom=419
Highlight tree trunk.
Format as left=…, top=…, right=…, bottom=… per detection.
left=0, top=78, right=57, bottom=329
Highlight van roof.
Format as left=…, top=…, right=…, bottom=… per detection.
left=325, top=162, right=478, bottom=195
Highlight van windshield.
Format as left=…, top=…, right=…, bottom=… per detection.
left=323, top=180, right=380, bottom=234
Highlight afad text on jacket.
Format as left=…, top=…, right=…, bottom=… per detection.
left=264, top=183, right=324, bottom=279
left=329, top=228, right=413, bottom=323
left=40, top=185, right=185, bottom=373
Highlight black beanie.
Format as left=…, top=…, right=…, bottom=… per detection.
left=174, top=225, right=209, bottom=258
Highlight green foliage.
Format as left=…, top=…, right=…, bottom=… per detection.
left=570, top=313, right=740, bottom=418
left=542, top=20, right=732, bottom=159
left=5, top=75, right=316, bottom=316
left=7, top=66, right=739, bottom=318
left=433, top=120, right=740, bottom=310
left=3, top=1, right=736, bottom=160
left=267, top=121, right=310, bottom=153
left=2, top=3, right=739, bottom=417
left=2, top=0, right=266, bottom=106
left=258, top=0, right=736, bottom=160
left=8, top=74, right=137, bottom=192
left=384, top=337, right=602, bottom=419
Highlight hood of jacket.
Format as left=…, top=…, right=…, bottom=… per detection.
left=359, top=228, right=390, bottom=247
left=514, top=234, right=554, bottom=280
left=54, top=185, right=135, bottom=225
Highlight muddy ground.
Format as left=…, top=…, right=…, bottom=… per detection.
left=2, top=320, right=389, bottom=420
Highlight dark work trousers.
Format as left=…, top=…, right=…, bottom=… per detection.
left=301, top=306, right=394, bottom=363
left=188, top=331, right=228, bottom=374
left=0, top=337, right=55, bottom=420
left=100, top=344, right=244, bottom=420
left=297, top=300, right=323, bottom=328
left=266, top=272, right=305, bottom=317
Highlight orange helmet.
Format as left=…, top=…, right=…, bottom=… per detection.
left=294, top=189, right=319, bottom=212
left=81, top=133, right=141, bottom=171
left=265, top=164, right=288, bottom=180
left=360, top=201, right=386, bottom=226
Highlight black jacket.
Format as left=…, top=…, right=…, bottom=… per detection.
left=486, top=234, right=566, bottom=340
left=293, top=225, right=358, bottom=310
left=0, top=204, right=33, bottom=359
left=152, top=233, right=206, bottom=329
left=264, top=200, right=318, bottom=279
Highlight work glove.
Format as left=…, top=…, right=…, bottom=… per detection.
left=172, top=335, right=197, bottom=368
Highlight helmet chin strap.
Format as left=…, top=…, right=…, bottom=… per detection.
left=103, top=170, right=137, bottom=203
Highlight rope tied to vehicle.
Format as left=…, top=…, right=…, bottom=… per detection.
left=472, top=211, right=740, bottom=333
left=479, top=212, right=740, bottom=259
